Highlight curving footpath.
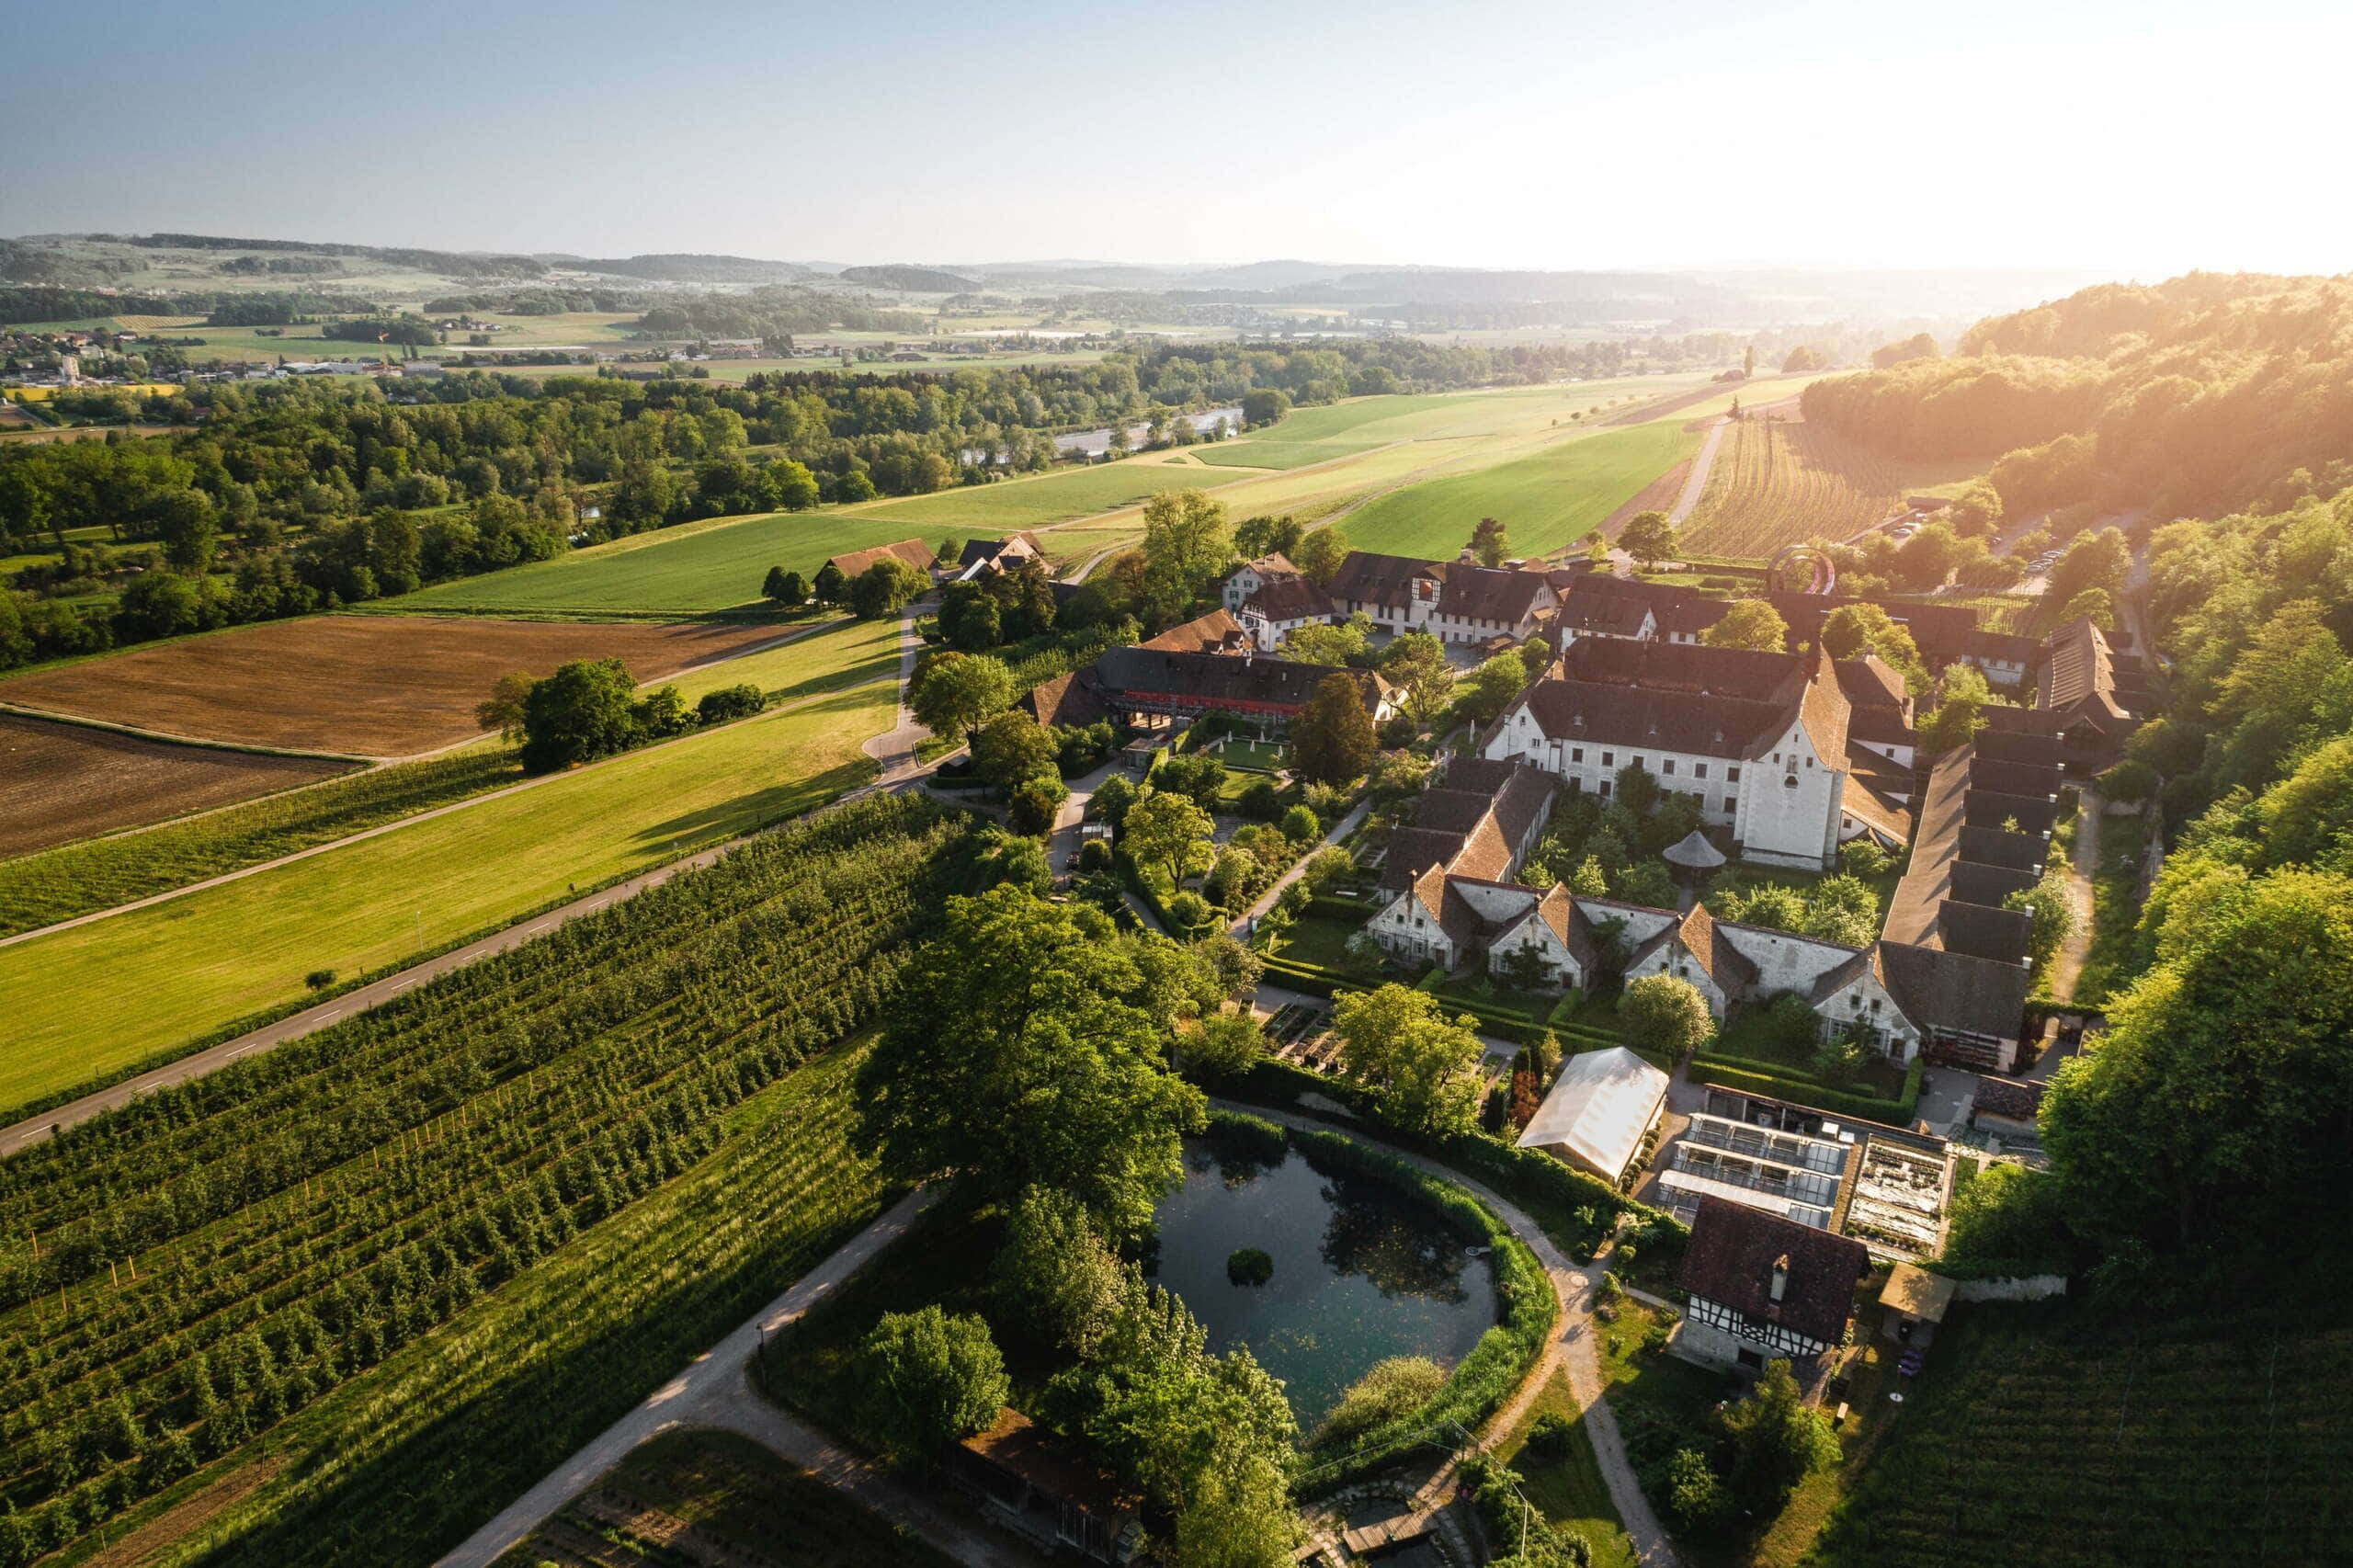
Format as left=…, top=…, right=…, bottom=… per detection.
left=430, top=1187, right=1046, bottom=1568
left=1219, top=1101, right=1680, bottom=1567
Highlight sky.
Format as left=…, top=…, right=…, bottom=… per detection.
left=6, top=0, right=2351, bottom=276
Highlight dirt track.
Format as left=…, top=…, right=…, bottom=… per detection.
left=0, top=615, right=786, bottom=757
left=0, top=711, right=351, bottom=858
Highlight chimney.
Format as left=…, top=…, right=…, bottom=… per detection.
left=1768, top=1254, right=1790, bottom=1303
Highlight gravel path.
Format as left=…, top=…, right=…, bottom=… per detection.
left=1667, top=416, right=1728, bottom=526
left=1217, top=1101, right=1680, bottom=1566
left=430, top=1188, right=1048, bottom=1568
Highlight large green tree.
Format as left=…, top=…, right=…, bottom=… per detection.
left=908, top=651, right=1015, bottom=742
left=1141, top=489, right=1234, bottom=625
left=1701, top=598, right=1789, bottom=652
left=519, top=656, right=639, bottom=773
left=1123, top=789, right=1217, bottom=894
left=1331, top=984, right=1485, bottom=1137
left=1619, top=973, right=1715, bottom=1059
left=1291, top=671, right=1378, bottom=784
left=853, top=886, right=1209, bottom=1239
left=856, top=1307, right=1009, bottom=1469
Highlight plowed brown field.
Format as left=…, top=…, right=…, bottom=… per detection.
left=0, top=616, right=784, bottom=757
left=0, top=713, right=352, bottom=858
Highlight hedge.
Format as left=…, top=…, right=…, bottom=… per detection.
left=1305, top=894, right=1378, bottom=921
left=1688, top=1058, right=1924, bottom=1126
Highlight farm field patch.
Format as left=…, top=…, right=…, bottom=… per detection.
left=395, top=509, right=950, bottom=616
left=489, top=1429, right=955, bottom=1568
left=1196, top=377, right=1708, bottom=472
left=854, top=458, right=1225, bottom=530
left=1680, top=414, right=1984, bottom=558
left=658, top=612, right=902, bottom=704
left=0, top=744, right=517, bottom=938
left=1340, top=421, right=1701, bottom=559
left=0, top=681, right=893, bottom=1106
left=0, top=615, right=786, bottom=756
left=0, top=711, right=355, bottom=858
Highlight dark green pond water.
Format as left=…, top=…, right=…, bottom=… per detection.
left=1149, top=1139, right=1497, bottom=1426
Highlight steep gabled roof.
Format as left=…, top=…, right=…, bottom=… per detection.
left=1140, top=608, right=1246, bottom=653
left=1328, top=551, right=1444, bottom=608
left=1438, top=565, right=1550, bottom=625
left=1677, top=903, right=1760, bottom=992
left=827, top=538, right=937, bottom=579
left=1021, top=669, right=1111, bottom=729
left=1878, top=939, right=2029, bottom=1042
left=1244, top=576, right=1336, bottom=622
left=1678, top=1196, right=1869, bottom=1346
left=2039, top=614, right=2121, bottom=714
left=1835, top=654, right=1910, bottom=711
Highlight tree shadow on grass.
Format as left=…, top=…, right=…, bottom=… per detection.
left=627, top=759, right=878, bottom=850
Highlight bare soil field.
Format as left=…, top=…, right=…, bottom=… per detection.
left=0, top=712, right=353, bottom=858
left=0, top=616, right=787, bottom=757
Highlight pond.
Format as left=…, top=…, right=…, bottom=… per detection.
left=1149, top=1138, right=1497, bottom=1426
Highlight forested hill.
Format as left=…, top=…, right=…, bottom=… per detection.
left=1800, top=272, right=2353, bottom=519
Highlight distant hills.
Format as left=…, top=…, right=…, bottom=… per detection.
left=0, top=232, right=2119, bottom=331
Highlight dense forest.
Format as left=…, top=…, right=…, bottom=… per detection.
left=1801, top=273, right=2353, bottom=518
left=0, top=335, right=1654, bottom=665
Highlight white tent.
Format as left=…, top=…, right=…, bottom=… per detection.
left=1515, top=1046, right=1671, bottom=1185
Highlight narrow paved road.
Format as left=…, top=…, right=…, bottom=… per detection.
left=431, top=1188, right=1047, bottom=1568
left=1221, top=1102, right=1679, bottom=1567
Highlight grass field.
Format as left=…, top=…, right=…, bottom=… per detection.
left=855, top=458, right=1227, bottom=530
left=0, top=680, right=893, bottom=1108
left=395, top=510, right=949, bottom=616
left=1339, top=421, right=1702, bottom=559
left=1681, top=414, right=1984, bottom=558
left=1815, top=1301, right=2353, bottom=1568
left=0, top=711, right=355, bottom=858
left=1195, top=378, right=1707, bottom=472
left=489, top=1429, right=956, bottom=1568
left=1497, top=1370, right=1639, bottom=1568
left=659, top=612, right=904, bottom=703
left=0, top=615, right=789, bottom=756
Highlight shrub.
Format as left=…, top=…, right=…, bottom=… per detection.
left=1166, top=890, right=1214, bottom=930
left=1668, top=1447, right=1729, bottom=1529
left=1313, top=1356, right=1447, bottom=1448
left=1280, top=802, right=1322, bottom=842
left=993, top=1188, right=1125, bottom=1360
left=1076, top=837, right=1114, bottom=873
left=1524, top=1410, right=1576, bottom=1463
left=1225, top=1247, right=1274, bottom=1287
left=855, top=1307, right=1008, bottom=1470
left=1238, top=778, right=1283, bottom=820
left=694, top=683, right=766, bottom=724
left=1006, top=771, right=1069, bottom=836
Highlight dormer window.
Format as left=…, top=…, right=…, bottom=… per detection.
left=1769, top=1254, right=1790, bottom=1303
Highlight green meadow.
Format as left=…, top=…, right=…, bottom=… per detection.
left=0, top=681, right=894, bottom=1110
left=1338, top=420, right=1701, bottom=559
left=393, top=510, right=936, bottom=615
left=852, top=460, right=1225, bottom=529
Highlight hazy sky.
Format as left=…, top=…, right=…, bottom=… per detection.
left=7, top=0, right=2349, bottom=274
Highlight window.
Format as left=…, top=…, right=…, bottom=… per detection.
left=1662, top=759, right=1677, bottom=776
left=1632, top=756, right=1644, bottom=769
left=1736, top=1348, right=1764, bottom=1369
left=1805, top=756, right=1814, bottom=768
left=1772, top=752, right=1781, bottom=764
left=1599, top=780, right=1612, bottom=799
left=1727, top=767, right=1742, bottom=783
left=1722, top=796, right=1736, bottom=812
left=1694, top=763, right=1708, bottom=779
left=1601, top=751, right=1615, bottom=767
left=1571, top=747, right=1584, bottom=763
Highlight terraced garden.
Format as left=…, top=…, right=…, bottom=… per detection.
left=0, top=797, right=976, bottom=1568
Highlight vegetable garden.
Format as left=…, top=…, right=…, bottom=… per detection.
left=0, top=795, right=982, bottom=1567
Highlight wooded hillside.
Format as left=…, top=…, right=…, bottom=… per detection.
left=1801, top=273, right=2353, bottom=517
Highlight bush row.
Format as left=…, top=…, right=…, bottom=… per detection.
left=1687, top=1058, right=1924, bottom=1127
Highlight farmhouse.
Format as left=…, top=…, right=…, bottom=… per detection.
left=1516, top=1045, right=1670, bottom=1187
left=950, top=1408, right=1142, bottom=1564
left=826, top=538, right=938, bottom=583
left=1221, top=551, right=1302, bottom=611
left=1236, top=574, right=1338, bottom=652
left=1677, top=1196, right=1870, bottom=1376
left=955, top=531, right=1045, bottom=581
